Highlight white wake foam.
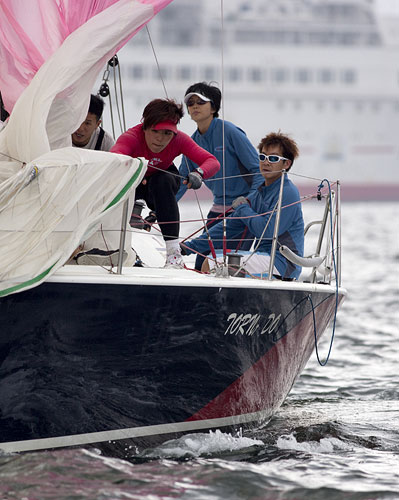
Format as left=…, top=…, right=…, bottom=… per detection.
left=144, top=429, right=263, bottom=458
left=276, top=433, right=351, bottom=453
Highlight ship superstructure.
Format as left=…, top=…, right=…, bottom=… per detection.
left=105, top=0, right=399, bottom=197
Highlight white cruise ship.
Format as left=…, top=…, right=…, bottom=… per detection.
left=103, top=0, right=399, bottom=200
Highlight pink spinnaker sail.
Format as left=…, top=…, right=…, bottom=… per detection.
left=0, top=0, right=173, bottom=113
left=0, top=0, right=173, bottom=163
left=0, top=0, right=174, bottom=296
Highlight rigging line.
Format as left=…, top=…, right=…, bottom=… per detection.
left=290, top=171, right=337, bottom=183
left=203, top=173, right=265, bottom=184
left=193, top=169, right=334, bottom=185
left=141, top=168, right=216, bottom=258
left=159, top=194, right=313, bottom=231
left=116, top=58, right=127, bottom=132
left=194, top=189, right=217, bottom=259
left=131, top=220, right=220, bottom=253
left=143, top=15, right=206, bottom=250
left=146, top=163, right=185, bottom=180
left=100, top=65, right=116, bottom=139
left=104, top=62, right=117, bottom=139
left=307, top=180, right=339, bottom=366
left=202, top=170, right=334, bottom=184
left=146, top=25, right=169, bottom=99
left=108, top=92, right=116, bottom=140
left=186, top=162, right=216, bottom=259
left=235, top=201, right=278, bottom=278
left=99, top=223, right=117, bottom=269
left=227, top=200, right=300, bottom=221
left=226, top=181, right=328, bottom=277
left=112, top=59, right=124, bottom=134
left=180, top=236, right=260, bottom=243
left=188, top=248, right=269, bottom=280
left=180, top=209, right=233, bottom=243
left=181, top=155, right=210, bottom=247
left=0, top=151, right=25, bottom=165
left=206, top=172, right=263, bottom=182
left=227, top=193, right=326, bottom=221
left=220, top=0, right=227, bottom=265
left=148, top=165, right=335, bottom=188
left=137, top=162, right=290, bottom=196
left=248, top=202, right=277, bottom=255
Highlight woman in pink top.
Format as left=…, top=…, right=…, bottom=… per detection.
left=111, top=99, right=220, bottom=268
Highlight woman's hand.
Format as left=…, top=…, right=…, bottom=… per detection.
left=184, top=171, right=202, bottom=190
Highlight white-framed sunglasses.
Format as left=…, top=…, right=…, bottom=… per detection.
left=259, top=153, right=289, bottom=163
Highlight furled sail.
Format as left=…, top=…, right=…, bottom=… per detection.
left=0, top=0, right=173, bottom=296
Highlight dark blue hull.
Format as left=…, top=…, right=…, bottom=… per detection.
left=0, top=279, right=343, bottom=454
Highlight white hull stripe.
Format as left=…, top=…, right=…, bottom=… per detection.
left=0, top=410, right=272, bottom=453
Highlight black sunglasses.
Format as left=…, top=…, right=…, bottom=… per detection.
left=186, top=98, right=209, bottom=107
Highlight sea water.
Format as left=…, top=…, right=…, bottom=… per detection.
left=0, top=201, right=398, bottom=500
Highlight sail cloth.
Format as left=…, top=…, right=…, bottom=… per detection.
left=0, top=0, right=173, bottom=296
left=0, top=0, right=174, bottom=161
left=0, top=0, right=173, bottom=114
left=0, top=151, right=146, bottom=297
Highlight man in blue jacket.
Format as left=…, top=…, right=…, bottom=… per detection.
left=182, top=132, right=304, bottom=280
left=177, top=81, right=263, bottom=270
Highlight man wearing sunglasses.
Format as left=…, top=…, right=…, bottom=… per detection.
left=181, top=132, right=304, bottom=280
left=176, top=81, right=263, bottom=271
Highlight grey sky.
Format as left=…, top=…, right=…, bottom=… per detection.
left=376, top=0, right=399, bottom=14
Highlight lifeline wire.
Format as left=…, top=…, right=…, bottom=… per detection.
left=102, top=5, right=335, bottom=281
left=233, top=201, right=279, bottom=277
left=220, top=0, right=227, bottom=265
left=308, top=178, right=339, bottom=366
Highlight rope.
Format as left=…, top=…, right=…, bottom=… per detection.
left=235, top=201, right=279, bottom=278
left=194, top=189, right=217, bottom=259
left=290, top=171, right=333, bottom=183
left=98, top=14, right=338, bottom=285
left=108, top=93, right=116, bottom=139
left=131, top=184, right=327, bottom=238
left=180, top=153, right=213, bottom=250
left=144, top=21, right=216, bottom=255
left=100, top=65, right=117, bottom=139
left=307, top=178, right=339, bottom=366
left=0, top=151, right=25, bottom=165
left=146, top=25, right=169, bottom=99
left=180, top=209, right=229, bottom=242
left=220, top=0, right=227, bottom=266
left=116, top=58, right=127, bottom=132
left=147, top=166, right=334, bottom=185
left=143, top=154, right=337, bottom=206
left=111, top=58, right=124, bottom=134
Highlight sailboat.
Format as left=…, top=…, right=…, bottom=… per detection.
left=0, top=0, right=346, bottom=456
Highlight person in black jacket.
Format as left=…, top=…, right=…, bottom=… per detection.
left=0, top=91, right=9, bottom=123
left=72, top=94, right=114, bottom=151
